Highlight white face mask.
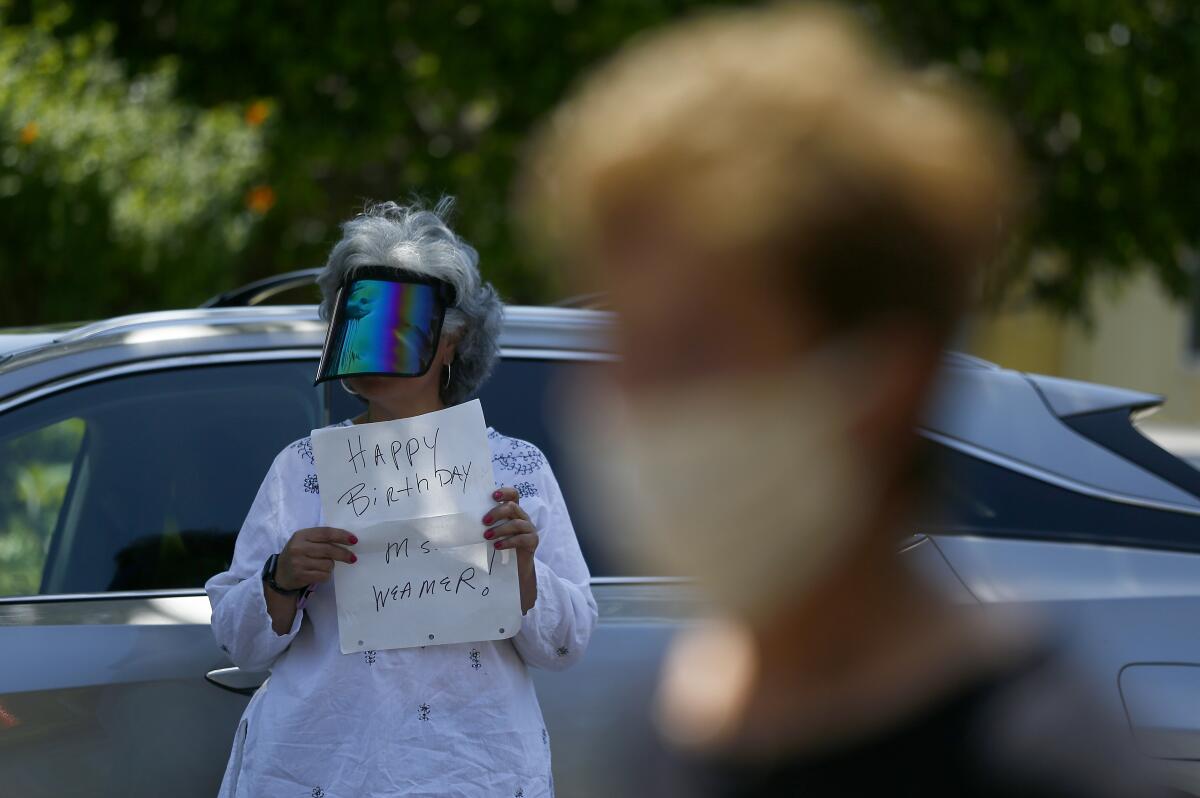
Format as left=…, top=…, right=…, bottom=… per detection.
left=565, top=347, right=883, bottom=622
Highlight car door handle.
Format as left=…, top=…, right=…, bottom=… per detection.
left=1120, top=664, right=1200, bottom=759
left=205, top=666, right=268, bottom=696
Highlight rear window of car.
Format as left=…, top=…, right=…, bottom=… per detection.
left=920, top=441, right=1200, bottom=552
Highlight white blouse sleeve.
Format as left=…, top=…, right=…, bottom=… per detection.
left=205, top=451, right=305, bottom=671
left=511, top=458, right=598, bottom=671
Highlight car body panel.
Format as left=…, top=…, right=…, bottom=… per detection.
left=0, top=594, right=243, bottom=797
left=0, top=584, right=690, bottom=798
left=930, top=534, right=1200, bottom=794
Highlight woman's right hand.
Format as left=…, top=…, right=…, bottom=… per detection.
left=274, top=527, right=358, bottom=590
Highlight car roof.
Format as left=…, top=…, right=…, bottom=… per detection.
left=0, top=304, right=613, bottom=394
left=1, top=304, right=611, bottom=350
left=0, top=304, right=1003, bottom=366
left=0, top=303, right=1155, bottom=421
left=0, top=321, right=87, bottom=356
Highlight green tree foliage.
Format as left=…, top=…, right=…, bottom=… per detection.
left=0, top=1, right=266, bottom=324
left=51, top=0, right=694, bottom=314
left=865, top=0, right=1200, bottom=315
left=0, top=416, right=82, bottom=596
left=3, top=0, right=1199, bottom=322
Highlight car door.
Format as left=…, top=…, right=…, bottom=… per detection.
left=921, top=440, right=1200, bottom=796
left=0, top=355, right=324, bottom=798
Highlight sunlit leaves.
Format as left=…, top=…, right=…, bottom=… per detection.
left=3, top=0, right=1198, bottom=321
left=0, top=3, right=267, bottom=320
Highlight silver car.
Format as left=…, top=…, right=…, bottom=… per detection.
left=2, top=273, right=1199, bottom=796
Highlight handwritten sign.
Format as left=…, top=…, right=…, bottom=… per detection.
left=310, top=400, right=521, bottom=653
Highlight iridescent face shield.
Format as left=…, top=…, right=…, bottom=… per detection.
left=314, top=267, right=456, bottom=385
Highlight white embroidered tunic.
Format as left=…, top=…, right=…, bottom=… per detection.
left=205, top=420, right=597, bottom=798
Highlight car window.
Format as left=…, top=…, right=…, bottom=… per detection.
left=330, top=355, right=658, bottom=577
left=0, top=416, right=86, bottom=596
left=0, top=361, right=322, bottom=597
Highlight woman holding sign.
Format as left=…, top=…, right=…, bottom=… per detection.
left=205, top=200, right=597, bottom=798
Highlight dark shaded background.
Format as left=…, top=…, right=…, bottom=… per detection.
left=2, top=0, right=1197, bottom=324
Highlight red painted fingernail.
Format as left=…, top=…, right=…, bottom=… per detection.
left=494, top=541, right=503, bottom=549
left=348, top=534, right=358, bottom=544
left=350, top=554, right=358, bottom=563
left=484, top=530, right=494, bottom=540
left=482, top=514, right=493, bottom=524
left=493, top=490, right=502, bottom=500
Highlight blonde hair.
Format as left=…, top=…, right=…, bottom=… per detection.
left=519, top=3, right=1024, bottom=336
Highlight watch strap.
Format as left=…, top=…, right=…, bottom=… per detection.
left=263, top=553, right=304, bottom=596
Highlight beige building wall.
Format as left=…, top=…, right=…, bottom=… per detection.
left=967, top=273, right=1200, bottom=443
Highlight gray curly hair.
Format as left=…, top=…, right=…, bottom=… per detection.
left=317, top=198, right=504, bottom=405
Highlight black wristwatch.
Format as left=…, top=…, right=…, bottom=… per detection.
left=262, top=553, right=305, bottom=596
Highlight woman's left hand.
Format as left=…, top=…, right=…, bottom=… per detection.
left=483, top=487, right=539, bottom=613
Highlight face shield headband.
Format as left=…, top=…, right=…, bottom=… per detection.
left=313, top=266, right=457, bottom=386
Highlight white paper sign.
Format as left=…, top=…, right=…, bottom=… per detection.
left=310, top=400, right=521, bottom=653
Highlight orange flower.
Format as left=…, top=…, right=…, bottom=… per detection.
left=245, top=184, right=276, bottom=214
left=244, top=101, right=271, bottom=127
left=19, top=122, right=39, bottom=144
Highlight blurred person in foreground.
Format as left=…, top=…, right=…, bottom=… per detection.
left=519, top=4, right=1157, bottom=796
